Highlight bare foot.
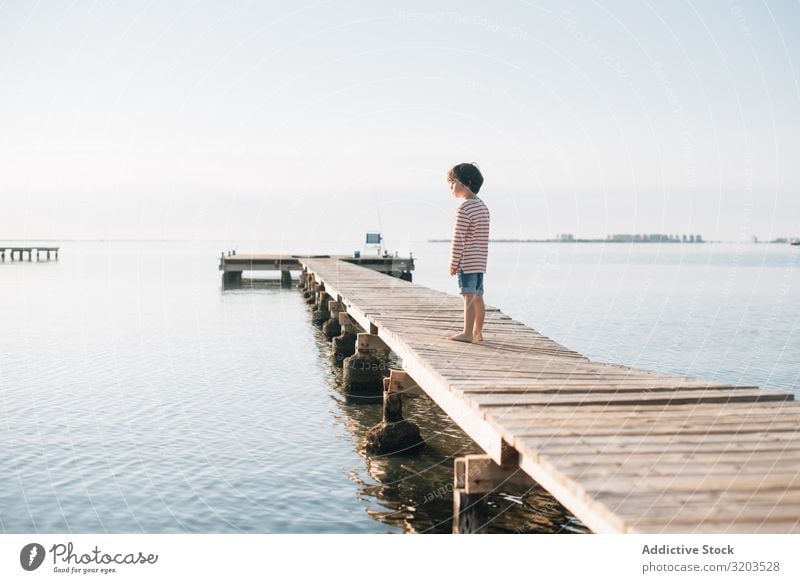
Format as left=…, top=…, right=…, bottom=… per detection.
left=448, top=333, right=473, bottom=343
left=472, top=335, right=484, bottom=344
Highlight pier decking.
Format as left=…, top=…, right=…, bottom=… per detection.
left=300, top=258, right=800, bottom=533
left=219, top=253, right=413, bottom=285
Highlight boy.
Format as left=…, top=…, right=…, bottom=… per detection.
left=447, top=162, right=490, bottom=344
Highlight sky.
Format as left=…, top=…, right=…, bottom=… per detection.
left=0, top=0, right=798, bottom=244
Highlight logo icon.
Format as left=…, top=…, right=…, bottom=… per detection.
left=20, top=543, right=46, bottom=571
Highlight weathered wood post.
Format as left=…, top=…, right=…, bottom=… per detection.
left=452, top=453, right=530, bottom=534
left=365, top=370, right=424, bottom=454
left=306, top=282, right=322, bottom=305
left=322, top=300, right=342, bottom=340
left=342, top=332, right=389, bottom=396
left=280, top=270, right=292, bottom=287
left=312, top=291, right=331, bottom=326
left=453, top=456, right=487, bottom=534
left=331, top=312, right=357, bottom=367
left=302, top=275, right=316, bottom=299
left=297, top=269, right=307, bottom=290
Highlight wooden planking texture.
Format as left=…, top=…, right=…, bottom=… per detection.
left=299, top=258, right=799, bottom=534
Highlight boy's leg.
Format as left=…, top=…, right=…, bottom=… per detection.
left=448, top=293, right=476, bottom=342
left=463, top=293, right=478, bottom=335
left=472, top=295, right=485, bottom=342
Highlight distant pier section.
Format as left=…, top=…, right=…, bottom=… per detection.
left=218, top=251, right=414, bottom=285
left=1, top=245, right=59, bottom=261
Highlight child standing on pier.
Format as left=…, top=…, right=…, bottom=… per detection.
left=447, top=163, right=490, bottom=344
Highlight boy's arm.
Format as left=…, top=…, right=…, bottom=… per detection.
left=449, top=205, right=469, bottom=274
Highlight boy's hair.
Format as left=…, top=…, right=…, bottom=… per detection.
left=447, top=163, right=484, bottom=194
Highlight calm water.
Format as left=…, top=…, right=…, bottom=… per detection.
left=1, top=240, right=797, bottom=533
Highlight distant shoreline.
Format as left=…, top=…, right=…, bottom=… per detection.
left=430, top=238, right=698, bottom=243
left=429, top=239, right=793, bottom=244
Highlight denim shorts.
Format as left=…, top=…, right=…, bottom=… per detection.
left=457, top=271, right=484, bottom=296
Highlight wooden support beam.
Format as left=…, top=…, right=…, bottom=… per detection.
left=387, top=369, right=424, bottom=396
left=453, top=457, right=488, bottom=534
left=356, top=332, right=388, bottom=354
left=459, top=454, right=534, bottom=494
left=328, top=300, right=342, bottom=316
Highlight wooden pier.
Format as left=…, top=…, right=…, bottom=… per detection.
left=219, top=252, right=413, bottom=285
left=1, top=246, right=59, bottom=261
left=298, top=257, right=800, bottom=533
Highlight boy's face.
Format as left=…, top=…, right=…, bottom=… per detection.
left=449, top=178, right=472, bottom=198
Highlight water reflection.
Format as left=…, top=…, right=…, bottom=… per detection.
left=221, top=276, right=294, bottom=291
left=306, top=297, right=588, bottom=534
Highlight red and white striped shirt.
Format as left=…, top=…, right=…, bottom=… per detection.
left=450, top=197, right=490, bottom=273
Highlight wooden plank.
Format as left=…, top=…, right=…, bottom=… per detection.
left=517, top=431, right=800, bottom=448
left=613, top=501, right=800, bottom=522
left=491, top=407, right=800, bottom=422
left=542, top=450, right=800, bottom=467
left=455, top=383, right=752, bottom=395
left=581, top=473, right=800, bottom=495
left=496, top=422, right=800, bottom=437
left=637, top=522, right=800, bottom=534
left=598, top=489, right=800, bottom=509
left=516, top=438, right=800, bottom=457
left=553, top=459, right=800, bottom=478
left=487, top=408, right=800, bottom=424
left=468, top=389, right=792, bottom=408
